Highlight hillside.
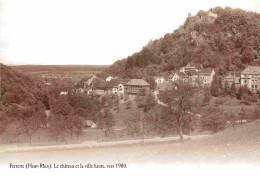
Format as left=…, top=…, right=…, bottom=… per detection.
left=102, top=7, right=260, bottom=78
left=0, top=64, right=48, bottom=107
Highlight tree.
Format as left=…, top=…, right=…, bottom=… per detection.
left=239, top=107, right=247, bottom=124
left=223, top=80, right=230, bottom=96
left=226, top=111, right=238, bottom=130
left=143, top=93, right=157, bottom=112
left=23, top=105, right=46, bottom=142
left=202, top=87, right=211, bottom=105
left=201, top=106, right=225, bottom=133
left=124, top=111, right=142, bottom=137
left=252, top=107, right=260, bottom=120
left=211, top=75, right=220, bottom=97
left=66, top=114, right=83, bottom=140
left=125, top=100, right=133, bottom=109
left=145, top=76, right=156, bottom=90
left=98, top=109, right=115, bottom=138
left=136, top=89, right=156, bottom=112
left=48, top=114, right=67, bottom=142
left=114, top=94, right=120, bottom=112
left=162, top=81, right=197, bottom=141
left=237, top=86, right=245, bottom=100
left=230, top=82, right=237, bottom=97
left=50, top=96, right=72, bottom=116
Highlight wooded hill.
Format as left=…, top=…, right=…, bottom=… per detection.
left=0, top=64, right=48, bottom=108
left=102, top=7, right=260, bottom=78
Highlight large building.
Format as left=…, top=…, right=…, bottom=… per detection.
left=180, top=62, right=202, bottom=73
left=167, top=66, right=215, bottom=86
left=198, top=68, right=215, bottom=85
left=125, top=79, right=150, bottom=94
left=105, top=79, right=129, bottom=95
left=168, top=72, right=189, bottom=82
left=92, top=81, right=107, bottom=96
left=222, top=72, right=241, bottom=88
left=241, top=66, right=260, bottom=92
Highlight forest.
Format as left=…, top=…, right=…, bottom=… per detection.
left=0, top=64, right=111, bottom=143
left=102, top=7, right=260, bottom=79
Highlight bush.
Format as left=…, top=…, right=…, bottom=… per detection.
left=214, top=97, right=226, bottom=105
left=201, top=107, right=225, bottom=133
left=250, top=94, right=258, bottom=102
left=252, top=107, right=260, bottom=120
left=124, top=114, right=142, bottom=137
left=202, top=88, right=211, bottom=106
left=125, top=100, right=132, bottom=109
left=97, top=109, right=115, bottom=138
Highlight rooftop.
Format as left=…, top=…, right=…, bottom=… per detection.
left=125, top=79, right=150, bottom=86
left=224, top=72, right=241, bottom=79
left=106, top=79, right=129, bottom=88
left=242, top=66, right=260, bottom=75
left=199, top=68, right=214, bottom=74
left=175, top=72, right=188, bottom=77
left=186, top=62, right=202, bottom=69
left=92, top=80, right=107, bottom=89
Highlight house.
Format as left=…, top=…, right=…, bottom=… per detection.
left=179, top=67, right=185, bottom=73
left=60, top=91, right=68, bottom=95
left=84, top=74, right=97, bottom=88
left=198, top=68, right=215, bottom=85
left=83, top=120, right=97, bottom=128
left=168, top=72, right=189, bottom=82
left=223, top=72, right=241, bottom=88
left=168, top=74, right=174, bottom=82
left=85, top=87, right=92, bottom=95
left=187, top=70, right=201, bottom=84
left=75, top=74, right=97, bottom=89
left=125, top=79, right=150, bottom=94
left=92, top=81, right=107, bottom=96
left=155, top=77, right=165, bottom=85
left=241, top=66, right=260, bottom=92
left=105, top=76, right=114, bottom=82
left=105, top=79, right=129, bottom=95
left=181, top=62, right=202, bottom=73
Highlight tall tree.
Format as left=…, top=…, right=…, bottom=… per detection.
left=223, top=80, right=230, bottom=96
left=211, top=75, right=220, bottom=97
left=163, top=81, right=196, bottom=141
left=230, top=82, right=237, bottom=97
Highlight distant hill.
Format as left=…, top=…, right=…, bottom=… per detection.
left=0, top=64, right=48, bottom=107
left=102, top=7, right=260, bottom=78
left=10, top=65, right=110, bottom=72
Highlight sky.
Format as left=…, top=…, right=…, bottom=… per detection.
left=0, top=0, right=259, bottom=65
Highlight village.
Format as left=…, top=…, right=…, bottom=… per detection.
left=2, top=3, right=260, bottom=169
left=73, top=63, right=260, bottom=98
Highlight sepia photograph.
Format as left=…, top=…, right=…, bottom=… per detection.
left=0, top=0, right=260, bottom=175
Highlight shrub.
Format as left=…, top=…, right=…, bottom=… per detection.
left=201, top=107, right=225, bottom=133
left=124, top=114, right=142, bottom=137
left=125, top=100, right=133, bottom=109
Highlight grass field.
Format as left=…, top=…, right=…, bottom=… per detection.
left=1, top=119, right=260, bottom=166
